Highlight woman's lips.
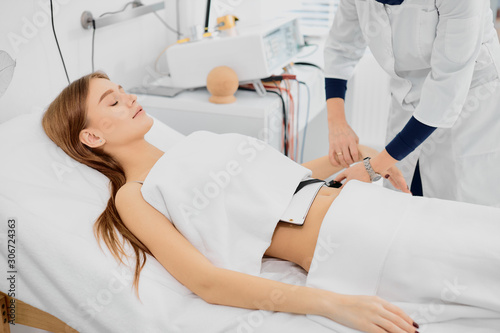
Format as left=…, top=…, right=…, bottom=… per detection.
left=133, top=108, right=143, bottom=119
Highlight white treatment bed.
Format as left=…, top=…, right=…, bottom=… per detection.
left=0, top=111, right=334, bottom=333
left=1, top=111, right=500, bottom=333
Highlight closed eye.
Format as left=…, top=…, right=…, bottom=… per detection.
left=111, top=101, right=118, bottom=106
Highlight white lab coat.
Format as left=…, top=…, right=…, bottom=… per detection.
left=325, top=0, right=500, bottom=207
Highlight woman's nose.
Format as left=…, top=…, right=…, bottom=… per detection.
left=128, top=93, right=137, bottom=106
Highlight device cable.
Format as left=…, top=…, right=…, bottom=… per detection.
left=204, top=0, right=211, bottom=33
left=262, top=80, right=296, bottom=158
left=91, top=1, right=137, bottom=72
left=269, top=89, right=289, bottom=157
left=292, top=79, right=300, bottom=161
left=272, top=81, right=289, bottom=156
left=238, top=86, right=289, bottom=156
left=153, top=11, right=181, bottom=35
left=293, top=61, right=323, bottom=71
left=284, top=79, right=296, bottom=161
left=298, top=81, right=310, bottom=164
left=99, top=1, right=136, bottom=17
left=91, top=20, right=96, bottom=72
left=271, top=81, right=288, bottom=156
left=50, top=0, right=70, bottom=84
left=176, top=0, right=181, bottom=39
left=91, top=1, right=181, bottom=73
left=297, top=43, right=319, bottom=59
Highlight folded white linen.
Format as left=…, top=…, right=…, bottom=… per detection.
left=141, top=130, right=312, bottom=276
left=306, top=180, right=500, bottom=333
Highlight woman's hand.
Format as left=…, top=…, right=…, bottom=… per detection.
left=326, top=294, right=418, bottom=333
left=329, top=122, right=360, bottom=168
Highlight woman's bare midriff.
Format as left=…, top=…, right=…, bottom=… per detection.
left=264, top=186, right=341, bottom=272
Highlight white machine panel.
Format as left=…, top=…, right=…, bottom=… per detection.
left=165, top=17, right=304, bottom=88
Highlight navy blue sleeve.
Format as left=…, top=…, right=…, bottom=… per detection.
left=385, top=116, right=437, bottom=161
left=325, top=78, right=348, bottom=100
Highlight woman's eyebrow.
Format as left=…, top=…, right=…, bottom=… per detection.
left=98, top=85, right=123, bottom=104
left=99, top=89, right=114, bottom=104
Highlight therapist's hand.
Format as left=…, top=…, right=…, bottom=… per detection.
left=328, top=122, right=359, bottom=168
left=384, top=165, right=411, bottom=194
left=334, top=159, right=411, bottom=194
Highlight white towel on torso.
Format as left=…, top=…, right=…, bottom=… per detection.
left=141, top=131, right=312, bottom=275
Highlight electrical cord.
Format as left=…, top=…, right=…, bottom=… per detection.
left=153, top=11, right=181, bottom=35
left=91, top=20, right=96, bottom=72
left=297, top=43, right=319, bottom=59
left=282, top=79, right=294, bottom=160
left=90, top=1, right=182, bottom=74
left=272, top=81, right=290, bottom=157
left=176, top=0, right=181, bottom=39
left=271, top=81, right=288, bottom=155
left=293, top=79, right=300, bottom=161
left=99, top=1, right=136, bottom=17
left=90, top=2, right=137, bottom=73
left=268, top=89, right=288, bottom=157
left=239, top=86, right=289, bottom=156
left=298, top=81, right=310, bottom=164
left=50, top=0, right=70, bottom=84
left=154, top=41, right=184, bottom=75
left=293, top=61, right=323, bottom=71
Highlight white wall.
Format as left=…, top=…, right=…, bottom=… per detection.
left=0, top=0, right=171, bottom=124
left=163, top=0, right=297, bottom=48
left=0, top=0, right=300, bottom=124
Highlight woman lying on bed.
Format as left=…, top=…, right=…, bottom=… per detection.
left=41, top=72, right=500, bottom=333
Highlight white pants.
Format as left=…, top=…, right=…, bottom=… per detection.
left=306, top=181, right=500, bottom=333
left=384, top=80, right=500, bottom=207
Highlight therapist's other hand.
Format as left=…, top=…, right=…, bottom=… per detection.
left=385, top=165, right=411, bottom=194
left=334, top=162, right=411, bottom=194
left=328, top=122, right=359, bottom=168
left=326, top=294, right=418, bottom=333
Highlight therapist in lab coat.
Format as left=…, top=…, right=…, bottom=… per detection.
left=327, top=0, right=500, bottom=207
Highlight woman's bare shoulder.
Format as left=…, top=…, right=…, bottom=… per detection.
left=114, top=182, right=154, bottom=223
left=116, top=182, right=144, bottom=204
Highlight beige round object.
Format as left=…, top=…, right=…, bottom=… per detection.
left=206, top=66, right=238, bottom=104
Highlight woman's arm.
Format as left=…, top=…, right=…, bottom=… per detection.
left=115, top=184, right=331, bottom=311
left=301, top=144, right=378, bottom=180
left=115, top=184, right=417, bottom=333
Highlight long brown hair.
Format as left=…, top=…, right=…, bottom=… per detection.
left=42, top=72, right=151, bottom=298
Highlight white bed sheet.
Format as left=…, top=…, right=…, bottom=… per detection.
left=0, top=111, right=334, bottom=333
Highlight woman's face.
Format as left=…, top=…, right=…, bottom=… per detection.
left=80, top=78, right=153, bottom=149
